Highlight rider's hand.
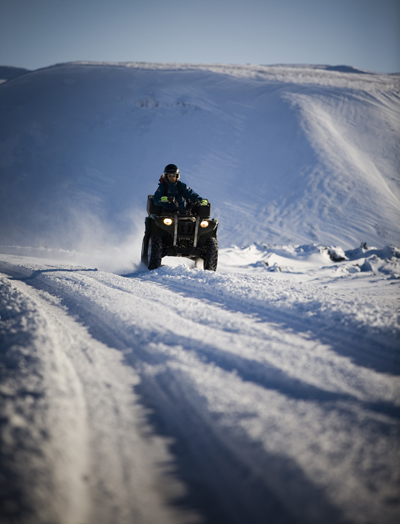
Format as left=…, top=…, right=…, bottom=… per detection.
left=160, top=196, right=169, bottom=202
left=199, top=199, right=208, bottom=206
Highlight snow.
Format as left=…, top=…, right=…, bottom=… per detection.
left=0, top=62, right=399, bottom=250
left=0, top=62, right=399, bottom=524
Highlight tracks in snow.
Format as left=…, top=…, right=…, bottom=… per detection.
left=0, top=258, right=399, bottom=524
left=0, top=267, right=193, bottom=524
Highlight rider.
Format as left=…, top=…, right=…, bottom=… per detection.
left=153, top=164, right=208, bottom=211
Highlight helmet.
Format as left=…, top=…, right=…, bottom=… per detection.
left=163, top=164, right=180, bottom=180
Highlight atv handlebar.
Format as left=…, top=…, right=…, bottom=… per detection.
left=160, top=198, right=209, bottom=217
left=167, top=197, right=204, bottom=210
left=163, top=196, right=179, bottom=208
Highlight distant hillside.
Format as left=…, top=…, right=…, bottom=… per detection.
left=0, top=66, right=30, bottom=82
left=0, top=62, right=399, bottom=251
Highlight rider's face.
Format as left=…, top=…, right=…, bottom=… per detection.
left=167, top=174, right=177, bottom=182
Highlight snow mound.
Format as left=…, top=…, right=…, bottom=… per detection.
left=219, top=243, right=400, bottom=282
left=0, top=61, right=399, bottom=254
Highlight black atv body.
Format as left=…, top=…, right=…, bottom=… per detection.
left=141, top=195, right=218, bottom=271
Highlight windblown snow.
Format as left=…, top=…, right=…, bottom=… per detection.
left=0, top=62, right=399, bottom=524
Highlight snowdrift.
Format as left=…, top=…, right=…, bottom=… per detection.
left=0, top=62, right=399, bottom=255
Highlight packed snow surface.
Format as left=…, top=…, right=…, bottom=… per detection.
left=1, top=249, right=399, bottom=524
left=0, top=62, right=399, bottom=524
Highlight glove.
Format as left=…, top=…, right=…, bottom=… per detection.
left=199, top=199, right=208, bottom=206
left=160, top=196, right=169, bottom=202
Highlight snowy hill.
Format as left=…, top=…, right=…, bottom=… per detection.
left=0, top=63, right=400, bottom=524
left=0, top=66, right=29, bottom=83
left=0, top=62, right=399, bottom=254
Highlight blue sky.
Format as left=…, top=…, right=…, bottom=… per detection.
left=1, top=0, right=399, bottom=73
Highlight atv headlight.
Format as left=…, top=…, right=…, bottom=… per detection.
left=200, top=220, right=209, bottom=228
left=163, top=218, right=173, bottom=226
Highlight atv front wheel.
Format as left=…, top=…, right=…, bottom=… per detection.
left=203, top=237, right=218, bottom=271
left=147, top=235, right=163, bottom=270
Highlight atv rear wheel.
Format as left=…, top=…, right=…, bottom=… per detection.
left=141, top=234, right=149, bottom=265
left=203, top=237, right=218, bottom=271
left=147, top=235, right=163, bottom=270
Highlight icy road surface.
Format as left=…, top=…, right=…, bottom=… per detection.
left=0, top=255, right=399, bottom=524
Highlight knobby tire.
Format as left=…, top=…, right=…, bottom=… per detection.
left=203, top=237, right=218, bottom=271
left=147, top=235, right=163, bottom=270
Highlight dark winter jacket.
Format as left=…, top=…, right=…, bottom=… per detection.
left=153, top=179, right=202, bottom=210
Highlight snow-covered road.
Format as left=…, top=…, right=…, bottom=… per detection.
left=1, top=254, right=399, bottom=524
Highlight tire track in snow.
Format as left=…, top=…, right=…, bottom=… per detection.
left=0, top=276, right=90, bottom=524
left=0, top=271, right=197, bottom=524
left=138, top=266, right=400, bottom=376
left=1, top=259, right=399, bottom=524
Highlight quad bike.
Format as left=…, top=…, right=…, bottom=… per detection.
left=141, top=195, right=218, bottom=271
